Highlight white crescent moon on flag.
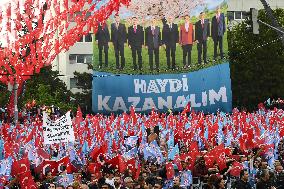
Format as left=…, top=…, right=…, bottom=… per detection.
left=58, top=162, right=64, bottom=172
left=42, top=164, right=51, bottom=175
left=20, top=164, right=28, bottom=173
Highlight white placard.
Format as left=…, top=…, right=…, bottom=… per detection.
left=43, top=111, right=75, bottom=144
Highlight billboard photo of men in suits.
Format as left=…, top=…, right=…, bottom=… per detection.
left=95, top=22, right=110, bottom=69
left=162, top=16, right=179, bottom=71
left=145, top=18, right=161, bottom=72
left=93, top=1, right=229, bottom=75
left=111, top=15, right=127, bottom=70
left=211, top=6, right=226, bottom=61
left=128, top=17, right=144, bottom=71
left=195, top=12, right=210, bottom=65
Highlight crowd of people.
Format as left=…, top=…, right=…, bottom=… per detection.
left=1, top=101, right=284, bottom=189
left=95, top=7, right=226, bottom=72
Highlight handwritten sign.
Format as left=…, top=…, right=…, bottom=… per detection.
left=43, top=111, right=75, bottom=144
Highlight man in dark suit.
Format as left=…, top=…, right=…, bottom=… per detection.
left=95, top=22, right=110, bottom=68
left=211, top=6, right=226, bottom=61
left=162, top=16, right=179, bottom=71
left=111, top=15, right=127, bottom=70
left=128, top=17, right=144, bottom=71
left=195, top=12, right=210, bottom=64
left=145, top=18, right=161, bottom=72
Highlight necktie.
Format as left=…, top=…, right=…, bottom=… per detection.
left=202, top=20, right=204, bottom=28
left=217, top=15, right=220, bottom=23
left=134, top=26, right=137, bottom=33
left=170, top=24, right=172, bottom=29
left=116, top=23, right=119, bottom=29
left=152, top=27, right=155, bottom=35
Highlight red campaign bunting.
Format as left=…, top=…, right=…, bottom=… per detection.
left=0, top=0, right=131, bottom=85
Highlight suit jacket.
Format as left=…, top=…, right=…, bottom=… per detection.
left=145, top=26, right=161, bottom=49
left=128, top=25, right=144, bottom=48
left=179, top=23, right=194, bottom=45
left=95, top=23, right=110, bottom=47
left=162, top=23, right=179, bottom=47
left=211, top=13, right=226, bottom=40
left=195, top=19, right=210, bottom=41
left=111, top=23, right=127, bottom=46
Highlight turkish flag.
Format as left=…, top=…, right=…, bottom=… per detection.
left=57, top=156, right=72, bottom=173
left=125, top=158, right=136, bottom=175
left=18, top=171, right=38, bottom=189
left=39, top=159, right=58, bottom=176
left=90, top=143, right=107, bottom=164
left=11, top=158, right=30, bottom=176
left=230, top=161, right=244, bottom=177
left=106, top=154, right=126, bottom=173
left=166, top=162, right=175, bottom=179
left=88, top=162, right=102, bottom=175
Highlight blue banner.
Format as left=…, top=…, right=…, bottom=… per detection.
left=92, top=63, right=232, bottom=114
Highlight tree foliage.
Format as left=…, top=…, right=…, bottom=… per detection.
left=0, top=83, right=10, bottom=107
left=228, top=9, right=284, bottom=110
left=73, top=70, right=93, bottom=115
left=19, top=66, right=76, bottom=112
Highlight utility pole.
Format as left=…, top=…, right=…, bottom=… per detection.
left=259, top=0, right=284, bottom=46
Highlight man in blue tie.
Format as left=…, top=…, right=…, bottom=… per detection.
left=211, top=6, right=226, bottom=61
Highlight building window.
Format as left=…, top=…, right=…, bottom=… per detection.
left=69, top=54, right=93, bottom=64
left=70, top=78, right=78, bottom=89
left=77, top=34, right=93, bottom=43
left=242, top=11, right=249, bottom=20
left=227, top=11, right=234, bottom=21
left=78, top=35, right=84, bottom=42
left=77, top=55, right=85, bottom=63
left=235, top=11, right=242, bottom=20
left=85, top=33, right=93, bottom=42
left=69, top=54, right=76, bottom=64
left=85, top=55, right=93, bottom=64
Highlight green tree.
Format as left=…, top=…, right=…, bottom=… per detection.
left=0, top=83, right=10, bottom=107
left=228, top=9, right=284, bottom=110
left=19, top=66, right=76, bottom=112
left=73, top=69, right=93, bottom=115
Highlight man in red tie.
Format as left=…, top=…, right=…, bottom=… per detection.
left=179, top=15, right=194, bottom=69
left=128, top=17, right=144, bottom=71
left=195, top=12, right=210, bottom=65
left=211, top=6, right=226, bottom=61
left=145, top=18, right=161, bottom=72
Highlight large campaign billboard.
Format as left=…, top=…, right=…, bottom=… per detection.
left=92, top=0, right=228, bottom=75
left=92, top=62, right=232, bottom=114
